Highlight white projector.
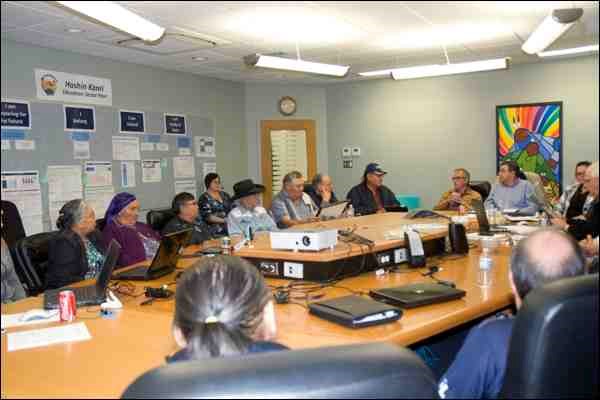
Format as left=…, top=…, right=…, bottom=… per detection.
left=270, top=229, right=338, bottom=251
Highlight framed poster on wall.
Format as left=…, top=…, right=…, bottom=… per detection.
left=496, top=101, right=563, bottom=199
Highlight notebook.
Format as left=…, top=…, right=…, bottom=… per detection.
left=308, top=295, right=402, bottom=328
left=112, top=228, right=192, bottom=281
left=369, top=283, right=466, bottom=309
left=44, top=240, right=121, bottom=309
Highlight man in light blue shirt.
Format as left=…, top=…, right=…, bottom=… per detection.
left=485, top=161, right=539, bottom=215
left=226, top=179, right=277, bottom=237
left=271, top=171, right=318, bottom=229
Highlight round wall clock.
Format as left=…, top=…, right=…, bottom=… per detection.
left=278, top=96, right=297, bottom=116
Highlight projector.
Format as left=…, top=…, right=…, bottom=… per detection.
left=270, top=229, right=338, bottom=251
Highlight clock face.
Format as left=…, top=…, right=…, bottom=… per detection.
left=279, top=96, right=296, bottom=115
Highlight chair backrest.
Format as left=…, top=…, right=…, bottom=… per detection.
left=1, top=200, right=26, bottom=248
left=146, top=208, right=176, bottom=232
left=469, top=181, right=491, bottom=202
left=13, top=231, right=58, bottom=296
left=500, top=274, right=599, bottom=399
left=122, top=342, right=438, bottom=399
left=95, top=218, right=107, bottom=232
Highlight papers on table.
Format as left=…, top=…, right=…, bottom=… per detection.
left=1, top=310, right=60, bottom=329
left=1, top=171, right=44, bottom=234
left=7, top=322, right=91, bottom=352
left=384, top=223, right=448, bottom=240
left=47, top=165, right=83, bottom=229
left=503, top=215, right=540, bottom=223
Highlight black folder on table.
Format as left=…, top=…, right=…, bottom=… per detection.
left=308, top=295, right=402, bottom=328
left=369, top=283, right=466, bottom=309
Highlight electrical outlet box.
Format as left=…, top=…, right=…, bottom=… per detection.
left=351, top=147, right=361, bottom=157
left=259, top=261, right=279, bottom=277
left=394, top=248, right=408, bottom=264
left=343, top=159, right=353, bottom=168
left=342, top=147, right=351, bottom=158
left=375, top=251, right=394, bottom=267
left=283, top=261, right=304, bottom=279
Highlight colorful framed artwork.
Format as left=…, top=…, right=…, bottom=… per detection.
left=496, top=101, right=563, bottom=199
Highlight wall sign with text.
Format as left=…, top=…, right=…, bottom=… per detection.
left=119, top=110, right=145, bottom=134
left=164, top=113, right=187, bottom=135
left=64, top=105, right=96, bottom=132
left=1, top=99, right=31, bottom=129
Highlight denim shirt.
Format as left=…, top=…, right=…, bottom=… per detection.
left=226, top=204, right=278, bottom=237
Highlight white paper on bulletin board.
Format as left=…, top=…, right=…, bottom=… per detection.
left=84, top=186, right=115, bottom=219
left=84, top=161, right=112, bottom=187
left=112, top=136, right=140, bottom=161
left=173, top=156, right=195, bottom=179
left=47, top=165, right=83, bottom=229
left=1, top=171, right=43, bottom=234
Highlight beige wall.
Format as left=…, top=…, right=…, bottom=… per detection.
left=326, top=56, right=599, bottom=208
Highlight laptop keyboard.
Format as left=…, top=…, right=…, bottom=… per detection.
left=44, top=285, right=103, bottom=309
left=113, top=265, right=148, bottom=279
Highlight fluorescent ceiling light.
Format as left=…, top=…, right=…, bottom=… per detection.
left=358, top=69, right=396, bottom=77
left=57, top=1, right=165, bottom=42
left=367, top=58, right=510, bottom=81
left=538, top=44, right=599, bottom=57
left=522, top=8, right=583, bottom=55
left=245, top=54, right=349, bottom=77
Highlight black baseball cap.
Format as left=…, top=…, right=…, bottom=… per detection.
left=364, top=163, right=387, bottom=176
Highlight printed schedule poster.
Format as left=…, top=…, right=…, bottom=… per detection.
left=64, top=105, right=95, bottom=131
left=119, top=110, right=145, bottom=134
left=84, top=161, right=113, bottom=187
left=1, top=99, right=31, bottom=129
left=1, top=171, right=43, bottom=234
left=164, top=113, right=187, bottom=135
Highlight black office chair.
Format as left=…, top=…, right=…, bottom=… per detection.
left=122, top=342, right=438, bottom=399
left=1, top=200, right=26, bottom=248
left=96, top=218, right=107, bottom=232
left=12, top=231, right=58, bottom=296
left=469, top=181, right=491, bottom=202
left=500, top=274, right=599, bottom=399
left=146, top=208, right=176, bottom=232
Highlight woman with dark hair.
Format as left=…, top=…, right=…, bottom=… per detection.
left=198, top=173, right=233, bottom=237
left=167, top=256, right=287, bottom=362
left=46, top=199, right=106, bottom=289
left=102, top=192, right=160, bottom=267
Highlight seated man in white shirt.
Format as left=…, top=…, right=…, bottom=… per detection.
left=484, top=161, right=539, bottom=215
left=271, top=171, right=319, bottom=229
left=226, top=179, right=277, bottom=237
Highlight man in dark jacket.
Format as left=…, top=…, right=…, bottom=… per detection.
left=346, top=163, right=402, bottom=215
left=162, top=192, right=211, bottom=245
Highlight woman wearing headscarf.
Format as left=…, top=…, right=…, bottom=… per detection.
left=102, top=192, right=160, bottom=268
left=46, top=199, right=106, bottom=289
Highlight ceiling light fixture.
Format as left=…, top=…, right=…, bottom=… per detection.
left=65, top=28, right=83, bottom=33
left=358, top=4, right=509, bottom=80
left=192, top=56, right=208, bottom=61
left=538, top=44, right=598, bottom=58
left=245, top=54, right=349, bottom=77
left=521, top=8, right=584, bottom=55
left=57, top=1, right=165, bottom=42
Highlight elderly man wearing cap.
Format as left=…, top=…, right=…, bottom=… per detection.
left=346, top=162, right=402, bottom=215
left=226, top=179, right=278, bottom=237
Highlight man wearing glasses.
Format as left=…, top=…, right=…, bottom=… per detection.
left=163, top=192, right=212, bottom=244
left=554, top=161, right=594, bottom=220
left=434, top=168, right=482, bottom=213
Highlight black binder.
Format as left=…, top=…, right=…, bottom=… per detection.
left=369, top=283, right=466, bottom=309
left=308, top=295, right=402, bottom=328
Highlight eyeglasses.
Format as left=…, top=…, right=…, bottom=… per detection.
left=452, top=176, right=466, bottom=180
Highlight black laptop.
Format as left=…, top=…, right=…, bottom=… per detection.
left=44, top=239, right=121, bottom=309
left=369, top=283, right=466, bottom=309
left=112, top=228, right=192, bottom=281
left=471, top=199, right=510, bottom=235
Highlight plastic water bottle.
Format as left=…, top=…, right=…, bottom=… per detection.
left=478, top=248, right=494, bottom=286
left=347, top=204, right=355, bottom=218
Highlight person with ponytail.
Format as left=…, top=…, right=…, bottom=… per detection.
left=46, top=199, right=106, bottom=290
left=167, top=256, right=287, bottom=362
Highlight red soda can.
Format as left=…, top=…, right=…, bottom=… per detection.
left=58, top=290, right=77, bottom=322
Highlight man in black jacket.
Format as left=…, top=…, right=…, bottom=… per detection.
left=163, top=192, right=211, bottom=245
left=346, top=163, right=402, bottom=215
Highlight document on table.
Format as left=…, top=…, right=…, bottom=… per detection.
left=173, top=156, right=195, bottom=179
left=47, top=165, right=83, bottom=229
left=7, top=322, right=92, bottom=352
left=1, top=310, right=60, bottom=329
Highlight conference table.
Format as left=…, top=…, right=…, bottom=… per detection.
left=1, top=212, right=515, bottom=398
